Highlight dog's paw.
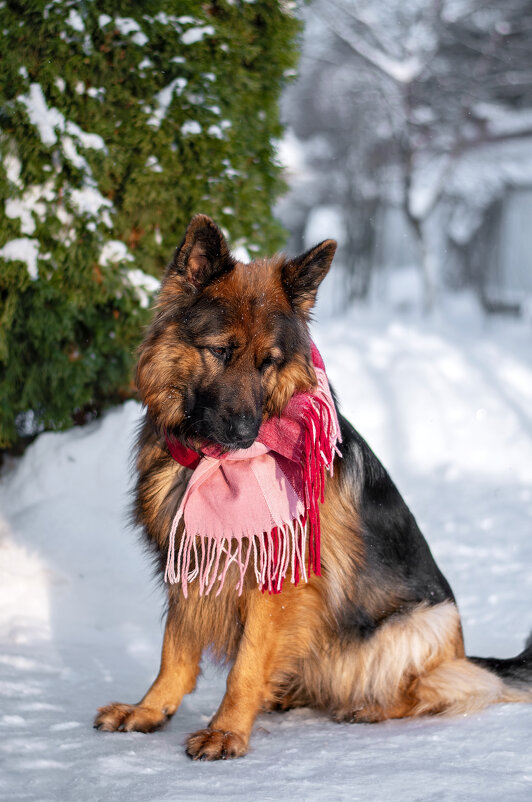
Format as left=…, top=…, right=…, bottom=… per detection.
left=93, top=702, right=169, bottom=733
left=186, top=728, right=248, bottom=760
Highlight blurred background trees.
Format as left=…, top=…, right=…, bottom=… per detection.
left=279, top=0, right=532, bottom=314
left=2, top=0, right=531, bottom=449
left=0, top=0, right=299, bottom=447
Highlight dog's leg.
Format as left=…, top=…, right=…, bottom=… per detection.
left=94, top=615, right=201, bottom=733
left=186, top=590, right=280, bottom=760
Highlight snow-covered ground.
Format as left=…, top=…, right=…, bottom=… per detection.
left=1, top=298, right=531, bottom=801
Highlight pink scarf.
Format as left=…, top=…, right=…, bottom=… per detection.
left=164, top=345, right=341, bottom=597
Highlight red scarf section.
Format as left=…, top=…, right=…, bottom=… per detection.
left=165, top=344, right=341, bottom=597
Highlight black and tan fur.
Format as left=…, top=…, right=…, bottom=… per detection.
left=94, top=215, right=532, bottom=760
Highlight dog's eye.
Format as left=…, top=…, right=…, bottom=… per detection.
left=208, top=346, right=230, bottom=361
left=261, top=355, right=279, bottom=371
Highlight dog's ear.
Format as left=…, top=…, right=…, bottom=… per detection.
left=281, top=240, right=337, bottom=314
left=170, top=214, right=234, bottom=288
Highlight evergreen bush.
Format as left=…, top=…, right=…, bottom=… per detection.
left=0, top=0, right=300, bottom=447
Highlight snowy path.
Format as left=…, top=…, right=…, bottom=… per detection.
left=1, top=304, right=531, bottom=801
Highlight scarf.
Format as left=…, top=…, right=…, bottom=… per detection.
left=164, top=344, right=341, bottom=598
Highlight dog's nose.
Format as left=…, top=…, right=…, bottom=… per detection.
left=229, top=413, right=260, bottom=446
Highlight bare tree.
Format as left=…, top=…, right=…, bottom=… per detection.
left=283, top=0, right=532, bottom=309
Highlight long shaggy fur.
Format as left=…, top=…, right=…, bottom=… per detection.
left=94, top=215, right=532, bottom=760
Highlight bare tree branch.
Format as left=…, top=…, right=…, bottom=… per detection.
left=312, top=4, right=424, bottom=84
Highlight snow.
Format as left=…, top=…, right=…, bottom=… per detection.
left=181, top=121, right=202, bottom=136
left=65, top=9, right=84, bottom=33
left=474, top=103, right=532, bottom=137
left=147, top=77, right=187, bottom=128
left=17, top=85, right=107, bottom=169
left=114, top=17, right=142, bottom=36
left=181, top=25, right=215, bottom=45
left=5, top=197, right=36, bottom=235
left=61, top=135, right=86, bottom=170
left=223, top=161, right=240, bottom=179
left=131, top=32, right=149, bottom=46
left=0, top=237, right=40, bottom=279
left=207, top=124, right=223, bottom=139
left=126, top=269, right=161, bottom=308
left=1, top=301, right=531, bottom=800
left=18, top=84, right=65, bottom=146
left=98, top=240, right=134, bottom=267
left=4, top=153, right=22, bottom=186
left=153, top=12, right=171, bottom=25
left=111, top=17, right=149, bottom=47
left=69, top=186, right=112, bottom=223
left=87, top=87, right=105, bottom=100
left=187, top=92, right=205, bottom=105
left=145, top=155, right=163, bottom=173
left=232, top=244, right=251, bottom=263
left=5, top=181, right=55, bottom=235
left=65, top=122, right=106, bottom=152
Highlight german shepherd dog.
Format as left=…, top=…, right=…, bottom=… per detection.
left=94, top=215, right=532, bottom=759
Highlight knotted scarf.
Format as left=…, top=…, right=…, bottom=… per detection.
left=164, top=344, right=341, bottom=597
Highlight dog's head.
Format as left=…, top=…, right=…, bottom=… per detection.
left=136, top=215, right=336, bottom=450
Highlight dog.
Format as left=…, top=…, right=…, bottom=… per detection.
left=94, top=214, right=532, bottom=760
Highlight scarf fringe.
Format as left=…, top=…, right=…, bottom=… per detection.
left=300, top=371, right=341, bottom=580
left=164, top=517, right=309, bottom=598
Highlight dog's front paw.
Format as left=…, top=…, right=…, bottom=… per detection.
left=94, top=702, right=169, bottom=733
left=186, top=728, right=248, bottom=760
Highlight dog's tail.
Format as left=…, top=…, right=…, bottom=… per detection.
left=469, top=632, right=532, bottom=700
left=410, top=627, right=532, bottom=717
